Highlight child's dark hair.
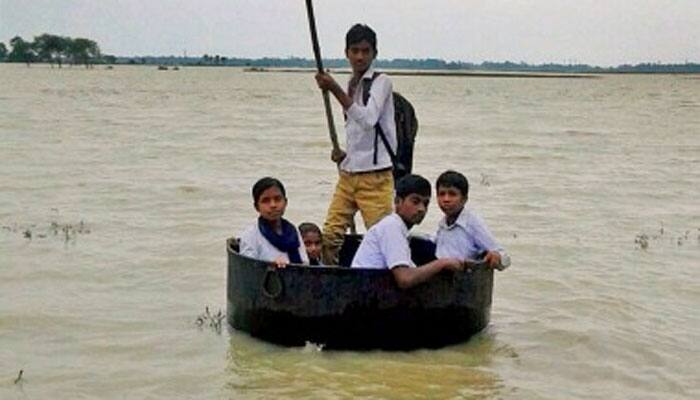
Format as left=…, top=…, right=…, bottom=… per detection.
left=298, top=222, right=322, bottom=237
left=252, top=177, right=286, bottom=206
left=346, top=23, right=377, bottom=53
left=395, top=174, right=431, bottom=199
left=436, top=170, right=469, bottom=197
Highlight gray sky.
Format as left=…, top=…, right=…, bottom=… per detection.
left=1, top=0, right=698, bottom=66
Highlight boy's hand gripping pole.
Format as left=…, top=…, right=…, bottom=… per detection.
left=305, top=0, right=340, bottom=154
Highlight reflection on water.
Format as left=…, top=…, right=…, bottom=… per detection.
left=226, top=330, right=507, bottom=399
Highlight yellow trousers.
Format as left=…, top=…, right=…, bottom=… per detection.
left=322, top=169, right=394, bottom=265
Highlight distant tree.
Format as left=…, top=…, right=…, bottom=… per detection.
left=0, top=42, right=7, bottom=61
left=8, top=36, right=35, bottom=65
left=214, top=54, right=221, bottom=65
left=33, top=33, right=70, bottom=67
left=102, top=54, right=117, bottom=64
left=67, top=38, right=100, bottom=67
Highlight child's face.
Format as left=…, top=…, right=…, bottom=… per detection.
left=396, top=193, right=430, bottom=226
left=255, top=186, right=287, bottom=222
left=346, top=40, right=375, bottom=74
left=302, top=231, right=322, bottom=261
left=437, top=185, right=467, bottom=217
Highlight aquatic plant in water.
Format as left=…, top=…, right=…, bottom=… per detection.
left=195, top=306, right=225, bottom=335
left=1, top=217, right=91, bottom=243
left=633, top=223, right=700, bottom=250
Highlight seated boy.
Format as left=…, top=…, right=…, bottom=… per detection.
left=298, top=222, right=323, bottom=266
left=434, top=170, right=508, bottom=269
left=351, top=174, right=465, bottom=289
left=239, top=177, right=309, bottom=268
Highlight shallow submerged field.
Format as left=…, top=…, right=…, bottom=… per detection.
left=1, top=64, right=698, bottom=399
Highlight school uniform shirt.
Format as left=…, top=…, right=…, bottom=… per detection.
left=340, top=67, right=397, bottom=173
left=351, top=213, right=415, bottom=269
left=239, top=223, right=309, bottom=264
left=435, top=207, right=503, bottom=260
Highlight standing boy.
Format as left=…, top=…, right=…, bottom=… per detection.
left=351, top=174, right=465, bottom=289
left=315, top=23, right=396, bottom=265
left=434, top=170, right=507, bottom=269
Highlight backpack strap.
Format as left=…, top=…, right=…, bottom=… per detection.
left=362, top=72, right=398, bottom=167
left=361, top=72, right=380, bottom=106
left=375, top=124, right=398, bottom=164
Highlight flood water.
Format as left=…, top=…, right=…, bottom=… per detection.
left=1, top=64, right=699, bottom=399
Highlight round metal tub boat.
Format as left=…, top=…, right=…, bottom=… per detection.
left=226, top=235, right=493, bottom=350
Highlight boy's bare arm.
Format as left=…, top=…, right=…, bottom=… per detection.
left=315, top=72, right=353, bottom=109
left=391, top=258, right=465, bottom=289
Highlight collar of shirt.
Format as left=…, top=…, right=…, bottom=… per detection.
left=438, top=207, right=470, bottom=231
left=348, top=67, right=376, bottom=99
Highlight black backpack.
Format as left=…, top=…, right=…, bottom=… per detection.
left=362, top=73, right=418, bottom=182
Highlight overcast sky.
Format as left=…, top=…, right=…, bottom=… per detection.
left=1, top=0, right=698, bottom=66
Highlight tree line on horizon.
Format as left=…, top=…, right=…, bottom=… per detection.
left=0, top=34, right=112, bottom=67
left=2, top=33, right=699, bottom=73
left=129, top=55, right=700, bottom=74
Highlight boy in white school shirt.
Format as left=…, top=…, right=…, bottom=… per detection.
left=434, top=170, right=507, bottom=269
left=314, top=23, right=397, bottom=265
left=239, top=177, right=308, bottom=268
left=351, top=174, right=466, bottom=289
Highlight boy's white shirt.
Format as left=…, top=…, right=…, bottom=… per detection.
left=435, top=207, right=503, bottom=260
left=351, top=213, right=415, bottom=269
left=239, top=222, right=309, bottom=264
left=340, top=67, right=397, bottom=173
